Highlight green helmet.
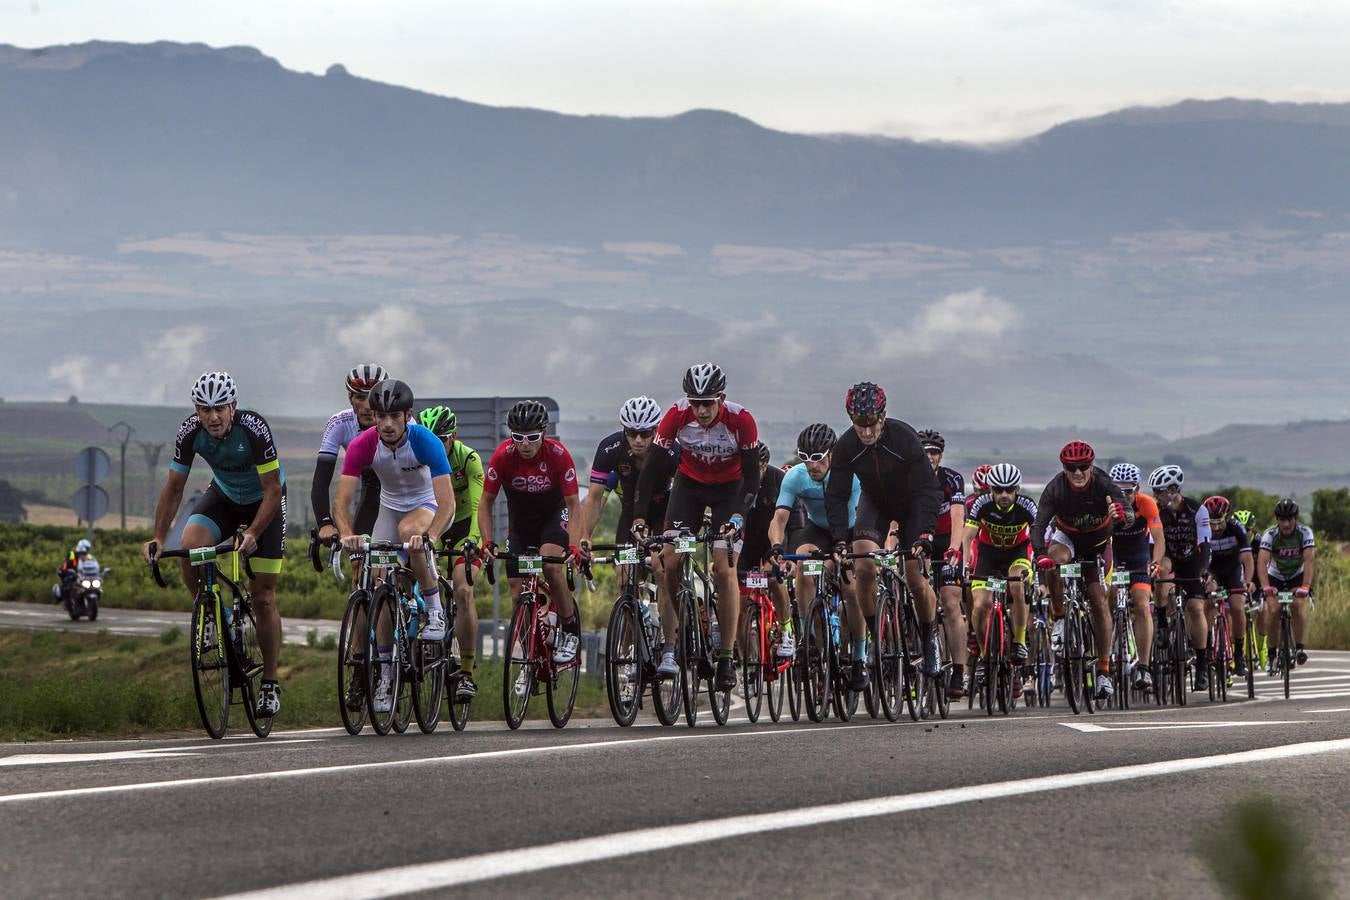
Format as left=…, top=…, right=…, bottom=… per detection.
left=1233, top=509, right=1255, bottom=529
left=418, top=405, right=457, bottom=437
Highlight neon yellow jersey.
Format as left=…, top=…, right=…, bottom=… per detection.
left=448, top=440, right=484, bottom=534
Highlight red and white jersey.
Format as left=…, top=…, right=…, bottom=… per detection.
left=483, top=438, right=579, bottom=499
left=655, top=399, right=758, bottom=486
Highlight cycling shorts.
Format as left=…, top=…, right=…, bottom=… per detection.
left=1164, top=555, right=1207, bottom=599
left=186, top=482, right=286, bottom=575
left=1113, top=547, right=1153, bottom=591
left=506, top=505, right=570, bottom=579
left=617, top=494, right=668, bottom=547
left=1210, top=557, right=1247, bottom=593
left=1047, top=526, right=1110, bottom=578
left=439, top=517, right=481, bottom=568
left=372, top=502, right=435, bottom=545
left=665, top=474, right=740, bottom=540
left=970, top=541, right=1032, bottom=590
left=853, top=492, right=924, bottom=548
left=932, top=533, right=962, bottom=589
left=788, top=520, right=834, bottom=553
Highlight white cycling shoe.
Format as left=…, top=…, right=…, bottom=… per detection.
left=553, top=632, right=580, bottom=665
left=422, top=607, right=447, bottom=641
left=776, top=632, right=796, bottom=659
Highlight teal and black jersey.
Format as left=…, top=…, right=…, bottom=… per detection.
left=170, top=409, right=285, bottom=505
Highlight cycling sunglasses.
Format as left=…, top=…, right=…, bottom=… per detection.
left=797, top=450, right=829, bottom=463
left=624, top=428, right=655, bottom=439
left=510, top=431, right=545, bottom=444
left=686, top=397, right=719, bottom=409
left=849, top=413, right=882, bottom=427
left=1062, top=462, right=1092, bottom=473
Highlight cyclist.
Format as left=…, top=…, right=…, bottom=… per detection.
left=312, top=364, right=387, bottom=564
left=1257, top=498, right=1316, bottom=666
left=825, top=382, right=943, bottom=682
left=768, top=425, right=861, bottom=671
left=1204, top=495, right=1253, bottom=677
left=334, top=380, right=457, bottom=714
left=737, top=443, right=791, bottom=658
left=1235, top=508, right=1268, bottom=669
left=1031, top=440, right=1132, bottom=702
left=478, top=400, right=586, bottom=668
left=141, top=372, right=287, bottom=718
left=1148, top=464, right=1213, bottom=692
left=1108, top=463, right=1164, bottom=694
left=579, top=396, right=671, bottom=546
left=631, top=362, right=761, bottom=691
left=55, top=538, right=93, bottom=604
left=419, top=405, right=486, bottom=702
left=918, top=429, right=970, bottom=699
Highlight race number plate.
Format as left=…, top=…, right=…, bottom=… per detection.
left=877, top=552, right=899, bottom=568
left=369, top=550, right=399, bottom=568
left=1059, top=563, right=1082, bottom=579
left=188, top=546, right=218, bottom=567
left=518, top=556, right=544, bottom=575
left=800, top=559, right=825, bottom=576
left=986, top=578, right=1007, bottom=593
left=745, top=571, right=769, bottom=589
left=1277, top=591, right=1295, bottom=605
left=618, top=547, right=640, bottom=565
left=1111, top=570, right=1131, bottom=586
left=675, top=537, right=697, bottom=555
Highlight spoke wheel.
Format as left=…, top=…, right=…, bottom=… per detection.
left=1281, top=615, right=1293, bottom=700
left=1244, top=621, right=1258, bottom=701
left=411, top=636, right=444, bottom=734
left=1062, top=611, right=1083, bottom=715
left=875, top=592, right=902, bottom=722
left=338, top=590, right=370, bottom=735
left=365, top=585, right=403, bottom=736
left=802, top=599, right=831, bottom=723
left=605, top=597, right=642, bottom=727
left=235, top=599, right=272, bottom=738
left=787, top=609, right=804, bottom=722
left=740, top=603, right=764, bottom=724
left=831, top=600, right=856, bottom=723
left=190, top=593, right=230, bottom=739
left=502, top=594, right=536, bottom=730
left=678, top=590, right=701, bottom=728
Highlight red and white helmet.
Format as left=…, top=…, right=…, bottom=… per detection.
left=346, top=363, right=388, bottom=394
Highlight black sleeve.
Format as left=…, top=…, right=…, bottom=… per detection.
left=311, top=455, right=337, bottom=524
left=901, top=428, right=942, bottom=539
left=632, top=444, right=676, bottom=523
left=824, top=435, right=857, bottom=544
left=735, top=447, right=762, bottom=519
left=1031, top=476, right=1059, bottom=555
left=355, top=469, right=382, bottom=529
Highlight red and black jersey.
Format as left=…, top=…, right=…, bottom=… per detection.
left=654, top=399, right=758, bottom=486
left=483, top=438, right=579, bottom=521
left=934, top=465, right=966, bottom=537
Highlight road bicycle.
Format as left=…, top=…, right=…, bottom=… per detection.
left=593, top=541, right=682, bottom=727
left=791, top=550, right=862, bottom=722
left=1024, top=581, right=1055, bottom=708
left=1270, top=590, right=1301, bottom=700
left=1207, top=588, right=1234, bottom=703
left=495, top=549, right=581, bottom=729
left=738, top=566, right=800, bottom=724
left=1053, top=561, right=1097, bottom=715
left=148, top=537, right=271, bottom=739
left=1107, top=568, right=1135, bottom=711
left=1242, top=594, right=1261, bottom=700
left=970, top=573, right=1022, bottom=716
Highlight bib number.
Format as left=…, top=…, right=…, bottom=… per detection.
left=1059, top=563, right=1082, bottom=579
left=618, top=547, right=640, bottom=565
left=800, top=559, right=824, bottom=576
left=188, top=547, right=218, bottom=567
left=986, top=578, right=1008, bottom=593
left=1110, top=570, right=1131, bottom=587
left=369, top=550, right=399, bottom=568
left=745, top=571, right=769, bottom=590
left=675, top=537, right=697, bottom=555
left=518, top=556, right=544, bottom=575
left=1277, top=591, right=1294, bottom=606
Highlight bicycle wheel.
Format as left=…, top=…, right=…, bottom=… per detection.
left=678, top=590, right=701, bottom=728
left=1244, top=620, right=1258, bottom=701
left=605, top=597, right=642, bottom=727
left=831, top=600, right=857, bottom=723
left=338, top=590, right=370, bottom=735
left=190, top=593, right=230, bottom=739
left=235, top=599, right=273, bottom=739
left=1280, top=614, right=1293, bottom=700
left=1080, top=610, right=1099, bottom=714
left=802, top=598, right=831, bottom=723
left=740, top=603, right=764, bottom=724
left=1111, top=613, right=1130, bottom=712
left=411, top=636, right=445, bottom=734
left=1172, top=617, right=1189, bottom=707
left=767, top=651, right=787, bottom=724
left=546, top=653, right=580, bottom=729
left=440, top=578, right=471, bottom=732
left=895, top=585, right=922, bottom=722
left=875, top=590, right=902, bottom=722
left=502, top=593, right=536, bottom=730
left=365, top=585, right=402, bottom=736
left=1214, top=615, right=1229, bottom=704
left=1062, top=611, right=1082, bottom=715
left=652, top=619, right=682, bottom=727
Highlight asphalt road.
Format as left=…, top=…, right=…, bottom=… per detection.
left=0, top=600, right=340, bottom=646
left=2, top=652, right=1349, bottom=898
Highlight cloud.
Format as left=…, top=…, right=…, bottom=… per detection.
left=881, top=288, right=1020, bottom=358
left=47, top=325, right=209, bottom=402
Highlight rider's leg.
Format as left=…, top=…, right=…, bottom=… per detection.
left=452, top=561, right=478, bottom=673
left=1131, top=585, right=1154, bottom=667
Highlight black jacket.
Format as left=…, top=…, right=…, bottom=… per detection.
left=825, top=418, right=941, bottom=544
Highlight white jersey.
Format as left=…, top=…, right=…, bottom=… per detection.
left=342, top=423, right=451, bottom=514
left=318, top=408, right=363, bottom=457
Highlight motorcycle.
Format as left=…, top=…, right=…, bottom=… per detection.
left=65, top=556, right=110, bottom=621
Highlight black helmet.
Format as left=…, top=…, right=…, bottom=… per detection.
left=797, top=423, right=837, bottom=455
left=367, top=379, right=413, bottom=414
left=916, top=429, right=944, bottom=453
left=845, top=381, right=886, bottom=421
left=1274, top=498, right=1300, bottom=519
left=756, top=442, right=771, bottom=465
left=507, top=399, right=550, bottom=433
left=682, top=362, right=726, bottom=397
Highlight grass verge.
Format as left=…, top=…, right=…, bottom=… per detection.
left=0, top=627, right=607, bottom=741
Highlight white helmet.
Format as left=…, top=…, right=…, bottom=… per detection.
left=619, top=396, right=662, bottom=431
left=75, top=539, right=91, bottom=554
left=190, top=371, right=237, bottom=407
left=986, top=463, right=1022, bottom=489
left=1109, top=463, right=1141, bottom=485
left=1148, top=464, right=1185, bottom=490
left=345, top=363, right=388, bottom=394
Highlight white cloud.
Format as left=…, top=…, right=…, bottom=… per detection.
left=881, top=288, right=1020, bottom=358
left=47, top=325, right=208, bottom=402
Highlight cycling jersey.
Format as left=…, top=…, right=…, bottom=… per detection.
left=653, top=399, right=758, bottom=486
left=1157, top=495, right=1211, bottom=562
left=739, top=465, right=785, bottom=572
left=589, top=430, right=676, bottom=520
left=934, top=466, right=966, bottom=538
left=1209, top=517, right=1252, bottom=568
left=483, top=438, right=579, bottom=521
left=825, top=419, right=941, bottom=546
left=342, top=423, right=451, bottom=513
left=447, top=440, right=484, bottom=528
left=171, top=409, right=284, bottom=505
left=1030, top=467, right=1131, bottom=555
left=1260, top=524, right=1315, bottom=582
left=318, top=408, right=363, bottom=456
left=776, top=464, right=860, bottom=530
left=1111, top=492, right=1161, bottom=561
left=966, top=493, right=1038, bottom=549
left=313, top=407, right=380, bottom=532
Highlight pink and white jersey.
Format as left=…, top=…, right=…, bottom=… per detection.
left=655, top=399, right=758, bottom=486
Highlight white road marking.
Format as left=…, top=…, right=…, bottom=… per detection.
left=215, top=736, right=1350, bottom=899
left=1060, top=720, right=1301, bottom=733
left=1303, top=707, right=1350, bottom=713
left=0, top=739, right=320, bottom=767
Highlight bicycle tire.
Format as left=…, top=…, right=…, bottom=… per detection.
left=787, top=608, right=804, bottom=722
left=1281, top=613, right=1293, bottom=700
left=338, top=590, right=370, bottom=735
left=1172, top=615, right=1189, bottom=707
left=678, top=590, right=701, bottom=728
left=1062, top=609, right=1082, bottom=715
left=411, top=635, right=445, bottom=734
left=364, top=585, right=403, bottom=736
left=502, top=593, right=535, bottom=730
left=740, top=602, right=764, bottom=724
left=894, top=580, right=922, bottom=721
left=766, top=652, right=787, bottom=723
left=802, top=598, right=831, bottom=723
left=605, top=597, right=642, bottom=727
left=190, top=593, right=230, bottom=739
left=546, top=651, right=580, bottom=728
left=831, top=598, right=858, bottom=722
left=235, top=600, right=273, bottom=739
left=875, top=589, right=902, bottom=722
left=1214, top=614, right=1229, bottom=704
left=1244, top=619, right=1258, bottom=701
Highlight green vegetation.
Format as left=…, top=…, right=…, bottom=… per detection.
left=1214, top=484, right=1281, bottom=529
left=0, top=627, right=606, bottom=739
left=1199, top=795, right=1327, bottom=899
left=1312, top=487, right=1350, bottom=541
left=1307, top=540, right=1350, bottom=651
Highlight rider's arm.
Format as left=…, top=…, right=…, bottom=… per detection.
left=959, top=520, right=979, bottom=565
left=1030, top=477, right=1058, bottom=556
left=631, top=440, right=676, bottom=528
left=427, top=473, right=456, bottom=539
left=948, top=502, right=965, bottom=548
left=823, top=438, right=856, bottom=545
left=151, top=469, right=188, bottom=546
left=735, top=446, right=762, bottom=519
left=332, top=474, right=360, bottom=536
left=768, top=507, right=792, bottom=549
left=310, top=454, right=338, bottom=528
left=462, top=451, right=485, bottom=544
left=1257, top=545, right=1272, bottom=591
left=1194, top=504, right=1212, bottom=572
left=478, top=443, right=506, bottom=546
left=579, top=484, right=608, bottom=538
left=1302, top=546, right=1316, bottom=591
left=901, top=427, right=942, bottom=541
left=1239, top=547, right=1252, bottom=588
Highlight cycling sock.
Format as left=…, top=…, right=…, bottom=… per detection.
left=719, top=650, right=733, bottom=661
left=779, top=618, right=793, bottom=635
left=1014, top=625, right=1027, bottom=644
left=422, top=584, right=442, bottom=613
left=375, top=645, right=393, bottom=662
left=460, top=650, right=476, bottom=675
left=951, top=662, right=964, bottom=681
left=852, top=637, right=867, bottom=661
left=561, top=613, right=579, bottom=635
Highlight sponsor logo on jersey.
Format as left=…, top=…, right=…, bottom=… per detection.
left=510, top=474, right=557, bottom=492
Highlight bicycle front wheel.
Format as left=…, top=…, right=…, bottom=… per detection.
left=411, top=637, right=445, bottom=734
left=787, top=608, right=804, bottom=722
left=503, top=595, right=536, bottom=730
left=546, top=643, right=580, bottom=728
left=875, top=589, right=902, bottom=722
left=678, top=590, right=701, bottom=728
left=1280, top=613, right=1293, bottom=700
left=365, top=585, right=402, bottom=736
left=1062, top=611, right=1083, bottom=715
left=802, top=599, right=831, bottom=723
left=338, top=590, right=370, bottom=735
left=740, top=602, right=764, bottom=724
left=605, top=597, right=642, bottom=727
left=190, top=593, right=230, bottom=739
left=236, top=599, right=273, bottom=738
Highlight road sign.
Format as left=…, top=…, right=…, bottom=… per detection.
left=73, top=446, right=111, bottom=485
left=73, top=485, right=110, bottom=524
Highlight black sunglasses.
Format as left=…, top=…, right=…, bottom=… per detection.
left=625, top=428, right=654, bottom=439
left=1063, top=463, right=1091, bottom=473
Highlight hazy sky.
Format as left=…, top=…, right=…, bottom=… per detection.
left=7, top=0, right=1350, bottom=141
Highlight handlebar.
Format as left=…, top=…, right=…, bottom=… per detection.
left=492, top=552, right=576, bottom=592
left=146, top=539, right=254, bottom=589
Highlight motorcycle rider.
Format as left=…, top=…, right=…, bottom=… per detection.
left=54, top=538, right=93, bottom=603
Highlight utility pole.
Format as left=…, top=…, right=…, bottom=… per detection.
left=109, top=422, right=135, bottom=530
left=137, top=440, right=164, bottom=521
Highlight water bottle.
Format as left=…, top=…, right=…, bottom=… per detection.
left=639, top=599, right=652, bottom=627
left=829, top=606, right=840, bottom=646
left=709, top=606, right=721, bottom=650
left=407, top=597, right=420, bottom=640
